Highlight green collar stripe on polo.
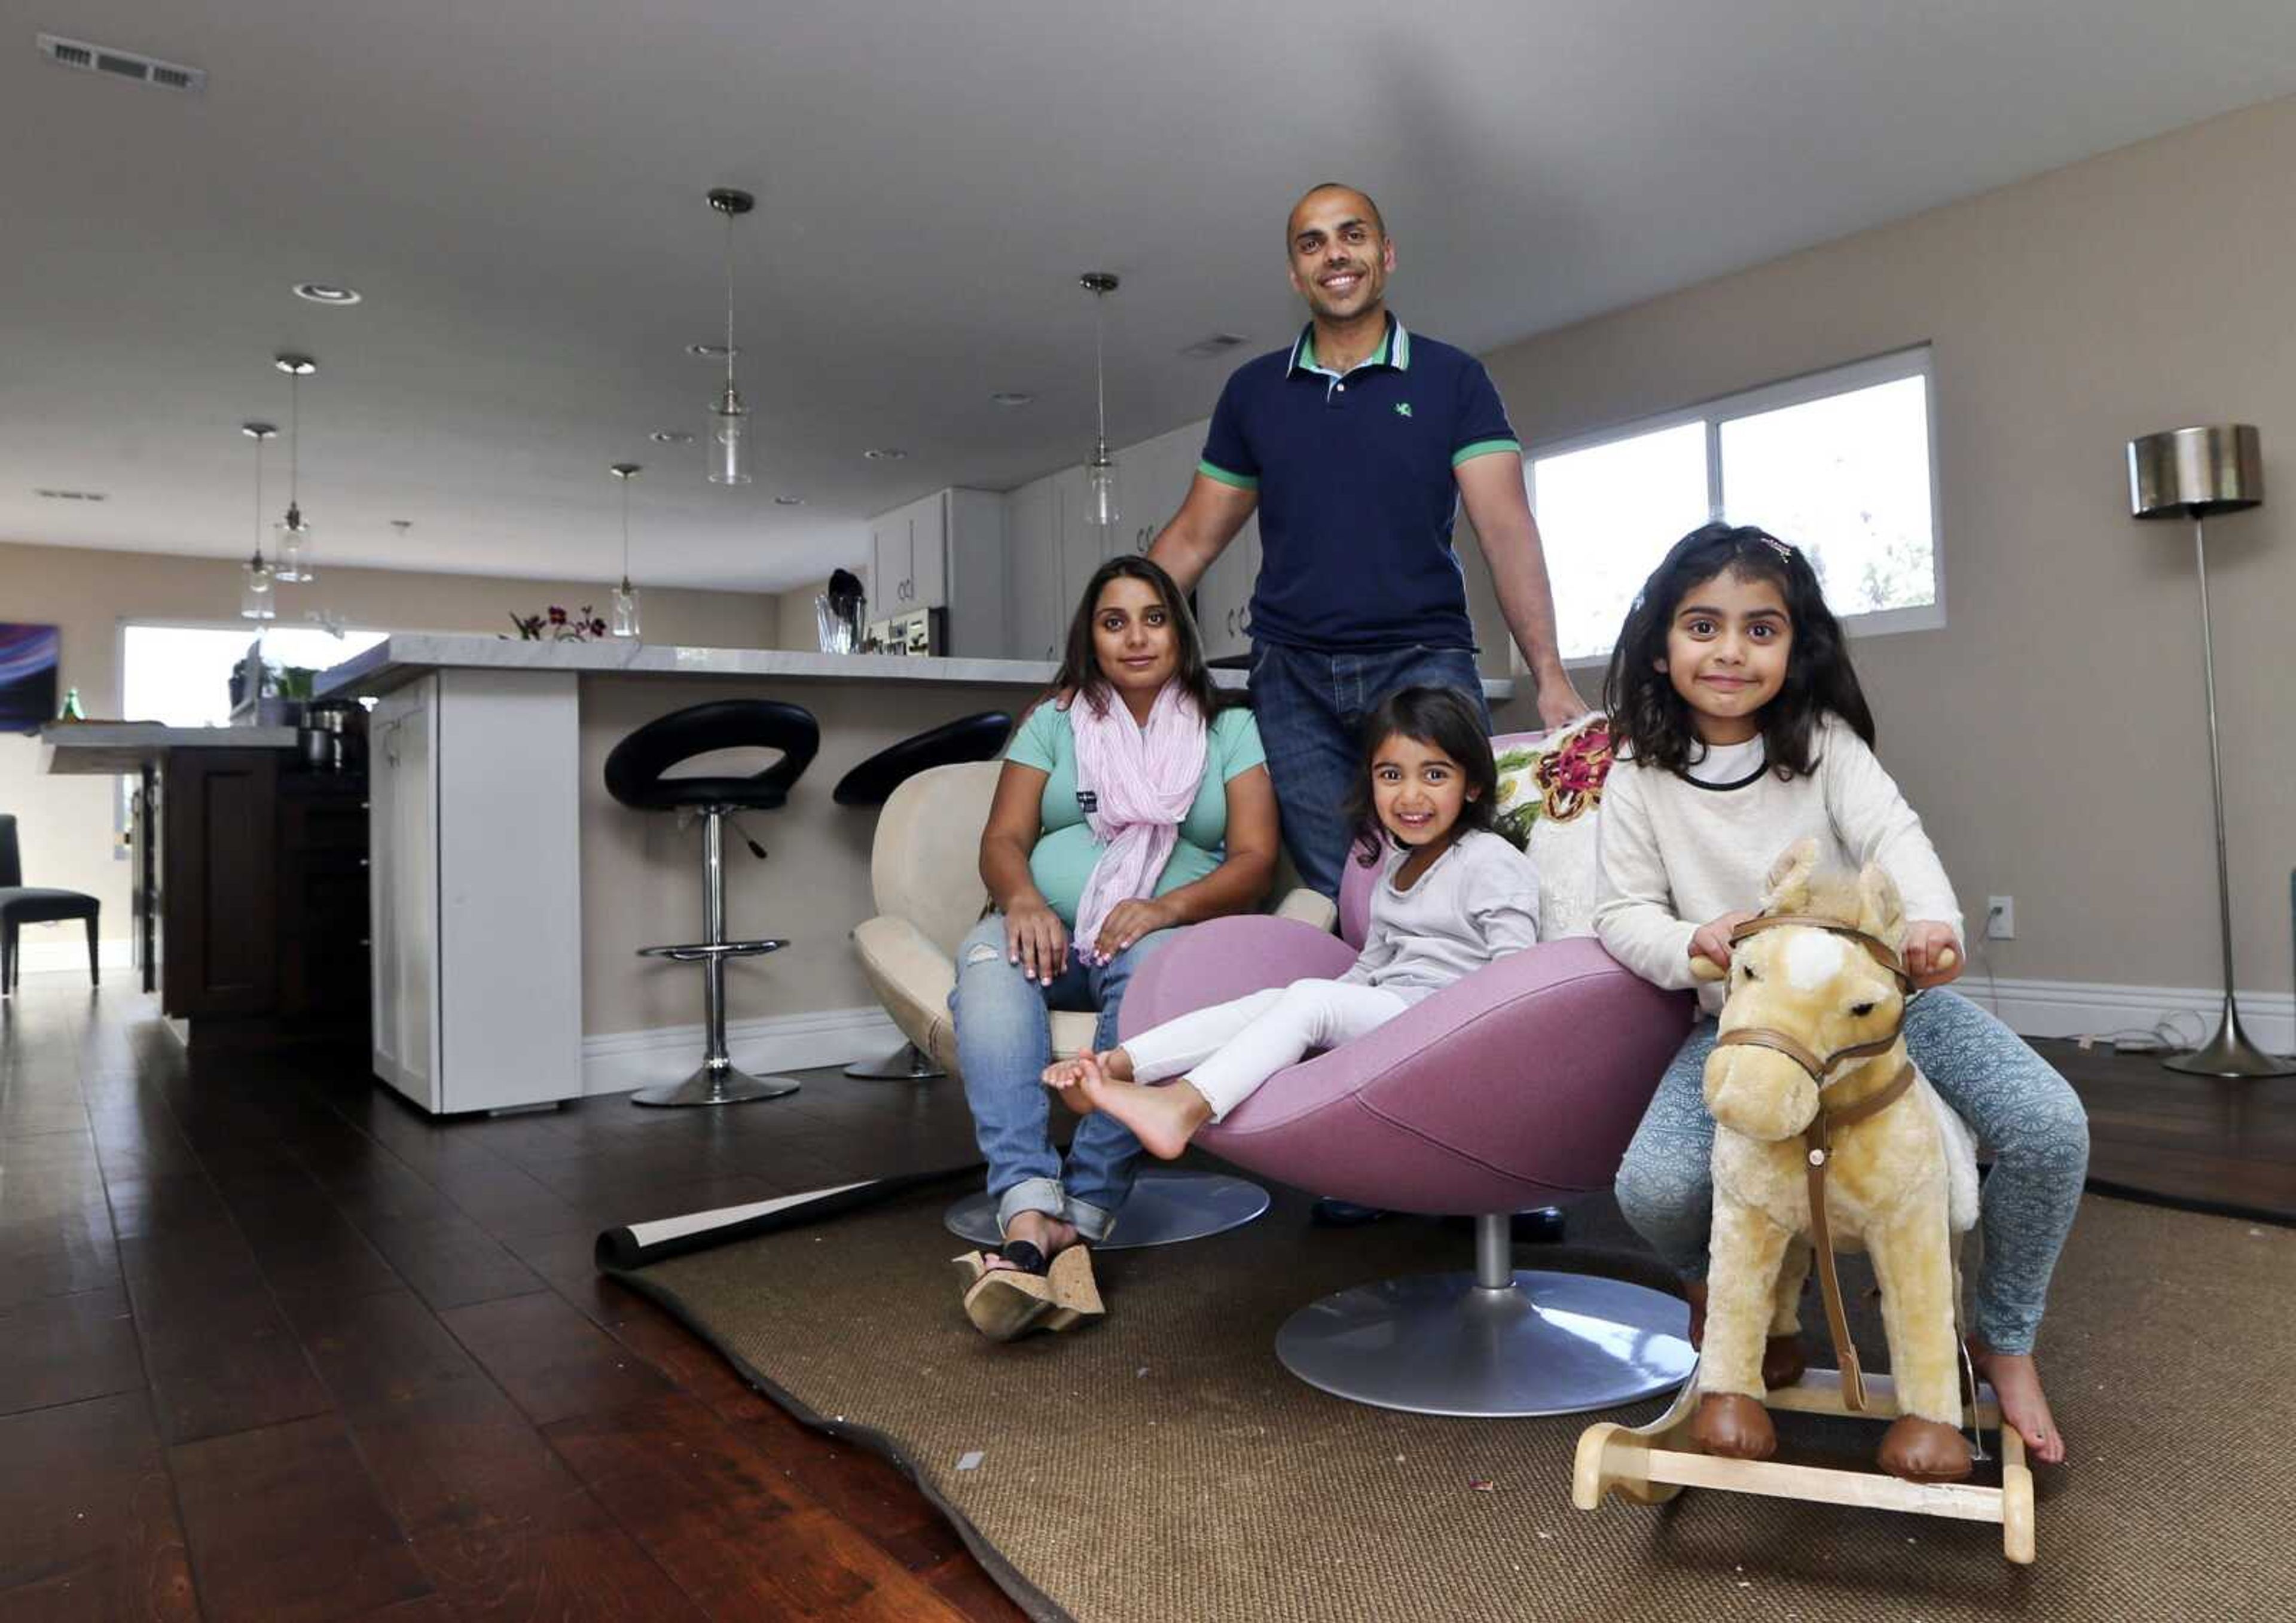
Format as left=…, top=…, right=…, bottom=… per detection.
left=1289, top=313, right=1409, bottom=379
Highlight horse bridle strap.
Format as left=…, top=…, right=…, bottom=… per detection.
left=1797, top=1059, right=1918, bottom=1413
left=1727, top=914, right=1915, bottom=993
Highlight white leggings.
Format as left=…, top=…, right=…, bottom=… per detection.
left=1120, top=979, right=1409, bottom=1121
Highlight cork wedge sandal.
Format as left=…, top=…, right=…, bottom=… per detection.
left=951, top=1241, right=1105, bottom=1341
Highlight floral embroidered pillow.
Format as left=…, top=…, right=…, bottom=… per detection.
left=1492, top=713, right=1616, bottom=939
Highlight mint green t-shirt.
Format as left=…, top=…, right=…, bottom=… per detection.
left=1004, top=699, right=1268, bottom=925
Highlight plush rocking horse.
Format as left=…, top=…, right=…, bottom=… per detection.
left=1574, top=841, right=2038, bottom=1562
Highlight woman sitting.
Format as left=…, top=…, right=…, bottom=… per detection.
left=950, top=556, right=1280, bottom=1340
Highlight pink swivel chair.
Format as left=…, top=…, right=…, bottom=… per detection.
left=1118, top=825, right=1698, bottom=1418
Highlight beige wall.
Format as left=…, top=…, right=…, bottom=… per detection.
left=0, top=538, right=780, bottom=946
left=1464, top=95, right=2296, bottom=998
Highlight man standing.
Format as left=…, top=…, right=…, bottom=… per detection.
left=1149, top=183, right=1586, bottom=898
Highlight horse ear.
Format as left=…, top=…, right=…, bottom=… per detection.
left=1761, top=838, right=1820, bottom=914
left=1855, top=862, right=1907, bottom=949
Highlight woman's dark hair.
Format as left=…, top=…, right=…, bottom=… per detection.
left=1601, top=521, right=1875, bottom=779
left=1047, top=555, right=1226, bottom=719
left=1344, top=685, right=1501, bottom=865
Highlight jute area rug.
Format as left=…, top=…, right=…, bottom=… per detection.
left=606, top=1181, right=2296, bottom=1623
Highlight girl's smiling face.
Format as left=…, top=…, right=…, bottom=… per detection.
left=1370, top=731, right=1474, bottom=848
left=1661, top=569, right=1794, bottom=745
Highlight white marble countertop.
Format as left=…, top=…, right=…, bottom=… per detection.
left=313, top=633, right=1516, bottom=701
left=41, top=722, right=300, bottom=775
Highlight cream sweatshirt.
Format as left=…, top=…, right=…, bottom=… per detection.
left=1593, top=715, right=1964, bottom=1013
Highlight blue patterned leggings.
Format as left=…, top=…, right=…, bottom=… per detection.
left=1614, top=989, right=2090, bottom=1354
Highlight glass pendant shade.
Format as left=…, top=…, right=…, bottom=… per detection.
left=708, top=385, right=750, bottom=485
left=1087, top=446, right=1120, bottom=529
left=273, top=504, right=313, bottom=582
left=612, top=577, right=642, bottom=639
left=240, top=553, right=277, bottom=620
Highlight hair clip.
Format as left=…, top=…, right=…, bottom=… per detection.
left=1758, top=535, right=1794, bottom=560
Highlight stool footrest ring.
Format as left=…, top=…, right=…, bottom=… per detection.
left=637, top=938, right=787, bottom=962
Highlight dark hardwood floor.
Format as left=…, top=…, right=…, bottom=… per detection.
left=2, top=977, right=2288, bottom=1621
left=0, top=977, right=1021, bottom=1622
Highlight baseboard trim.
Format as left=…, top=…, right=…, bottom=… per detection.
left=10, top=936, right=134, bottom=975
left=1961, top=974, right=2294, bottom=1055
left=582, top=1005, right=907, bottom=1097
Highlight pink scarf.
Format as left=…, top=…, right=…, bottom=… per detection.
left=1068, top=682, right=1208, bottom=963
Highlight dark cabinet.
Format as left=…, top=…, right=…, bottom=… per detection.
left=161, top=748, right=368, bottom=1045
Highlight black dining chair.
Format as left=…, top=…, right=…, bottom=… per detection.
left=0, top=813, right=100, bottom=996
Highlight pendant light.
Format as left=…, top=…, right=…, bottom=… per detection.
left=609, top=462, right=643, bottom=639
left=705, top=187, right=755, bottom=485
left=1081, top=271, right=1120, bottom=530
left=239, top=422, right=279, bottom=620
left=272, top=353, right=317, bottom=581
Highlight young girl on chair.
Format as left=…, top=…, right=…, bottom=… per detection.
left=1045, top=684, right=1541, bottom=1157
left=1594, top=521, right=2089, bottom=1465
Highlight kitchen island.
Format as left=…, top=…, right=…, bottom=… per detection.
left=316, top=634, right=1518, bottom=1113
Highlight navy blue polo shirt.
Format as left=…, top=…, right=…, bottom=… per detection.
left=1198, top=314, right=1521, bottom=651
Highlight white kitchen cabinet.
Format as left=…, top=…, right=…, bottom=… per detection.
left=866, top=488, right=1003, bottom=652
left=1004, top=474, right=1065, bottom=661
left=1054, top=465, right=1103, bottom=615
left=367, top=668, right=581, bottom=1114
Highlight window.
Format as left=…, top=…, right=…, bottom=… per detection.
left=1526, top=347, right=1942, bottom=663
left=121, top=623, right=387, bottom=727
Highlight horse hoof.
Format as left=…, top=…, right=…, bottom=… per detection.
left=1877, top=1416, right=1974, bottom=1482
left=1690, top=1392, right=1776, bottom=1460
left=1761, top=1334, right=1808, bottom=1392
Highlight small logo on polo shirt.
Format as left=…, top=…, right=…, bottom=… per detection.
left=1076, top=789, right=1098, bottom=814
left=1394, top=402, right=1412, bottom=418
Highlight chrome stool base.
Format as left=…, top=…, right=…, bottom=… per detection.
left=633, top=1060, right=802, bottom=1109
left=844, top=1041, right=945, bottom=1081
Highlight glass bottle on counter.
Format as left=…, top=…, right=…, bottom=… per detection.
left=57, top=687, right=86, bottom=721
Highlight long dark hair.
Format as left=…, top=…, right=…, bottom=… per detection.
left=1344, top=685, right=1501, bottom=865
left=1047, top=555, right=1225, bottom=720
left=1601, top=521, right=1875, bottom=780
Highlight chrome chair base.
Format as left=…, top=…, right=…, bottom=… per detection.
left=944, top=1170, right=1270, bottom=1250
left=1273, top=1215, right=1694, bottom=1417
left=633, top=1060, right=802, bottom=1109
left=844, top=1040, right=945, bottom=1081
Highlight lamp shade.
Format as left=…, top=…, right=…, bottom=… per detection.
left=2128, top=424, right=2263, bottom=520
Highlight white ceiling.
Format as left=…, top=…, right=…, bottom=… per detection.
left=5, top=1, right=2295, bottom=593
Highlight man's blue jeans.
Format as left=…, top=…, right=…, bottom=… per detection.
left=1247, top=639, right=1489, bottom=899
left=950, top=914, right=1177, bottom=1241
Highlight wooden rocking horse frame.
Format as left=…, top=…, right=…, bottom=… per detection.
left=1571, top=1360, right=2035, bottom=1564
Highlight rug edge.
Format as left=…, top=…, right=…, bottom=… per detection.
left=603, top=1258, right=1076, bottom=1623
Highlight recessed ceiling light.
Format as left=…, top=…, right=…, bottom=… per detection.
left=273, top=353, right=317, bottom=376
left=862, top=447, right=907, bottom=461
left=649, top=429, right=696, bottom=445
left=293, top=282, right=362, bottom=306
left=686, top=343, right=741, bottom=359
left=773, top=495, right=805, bottom=506
left=33, top=487, right=107, bottom=501
left=990, top=391, right=1034, bottom=408
left=389, top=520, right=413, bottom=534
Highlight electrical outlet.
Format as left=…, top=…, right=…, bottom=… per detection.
left=1986, top=896, right=2015, bottom=940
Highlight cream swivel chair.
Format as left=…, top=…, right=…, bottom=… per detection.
left=851, top=759, right=1335, bottom=1247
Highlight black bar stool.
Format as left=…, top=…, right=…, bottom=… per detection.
left=606, top=700, right=819, bottom=1108
left=833, top=710, right=1012, bottom=1080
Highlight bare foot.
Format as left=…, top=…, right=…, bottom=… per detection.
left=987, top=1209, right=1078, bottom=1273
left=1041, top=1047, right=1136, bottom=1114
left=1071, top=1054, right=1211, bottom=1161
left=1969, top=1340, right=2065, bottom=1464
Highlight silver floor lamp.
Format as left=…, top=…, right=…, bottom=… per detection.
left=2126, top=423, right=2293, bottom=1078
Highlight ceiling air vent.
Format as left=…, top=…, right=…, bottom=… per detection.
left=34, top=489, right=108, bottom=501
left=37, top=33, right=206, bottom=93
left=1179, top=332, right=1250, bottom=359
